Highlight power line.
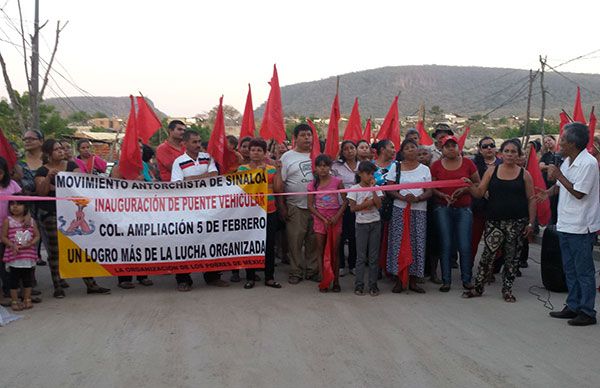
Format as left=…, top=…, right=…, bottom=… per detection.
left=553, top=48, right=600, bottom=69
left=544, top=61, right=600, bottom=99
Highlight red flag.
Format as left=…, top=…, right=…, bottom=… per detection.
left=307, top=118, right=321, bottom=169
left=396, top=204, right=413, bottom=286
left=239, top=84, right=255, bottom=139
left=319, top=227, right=336, bottom=290
left=363, top=118, right=372, bottom=142
left=526, top=145, right=551, bottom=225
left=416, top=120, right=433, bottom=146
left=208, top=96, right=237, bottom=173
left=559, top=111, right=570, bottom=138
left=457, top=126, right=470, bottom=150
left=573, top=87, right=586, bottom=124
left=376, top=96, right=400, bottom=149
left=135, top=96, right=162, bottom=144
left=0, top=128, right=17, bottom=170
left=588, top=107, right=596, bottom=152
left=259, top=64, right=286, bottom=143
left=324, top=94, right=340, bottom=158
left=119, top=96, right=143, bottom=180
left=343, top=98, right=362, bottom=143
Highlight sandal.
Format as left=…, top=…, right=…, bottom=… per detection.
left=244, top=280, right=255, bottom=289
left=265, top=280, right=282, bottom=289
left=138, top=279, right=154, bottom=286
left=319, top=287, right=329, bottom=293
left=118, top=282, right=135, bottom=289
left=11, top=300, right=23, bottom=311
left=503, top=292, right=516, bottom=303
left=462, top=290, right=482, bottom=298
left=331, top=284, right=341, bottom=293
left=177, top=283, right=191, bottom=292
left=23, top=298, right=33, bottom=309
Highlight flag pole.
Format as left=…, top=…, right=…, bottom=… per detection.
left=561, top=109, right=573, bottom=122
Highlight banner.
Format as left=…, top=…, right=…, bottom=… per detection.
left=55, top=170, right=268, bottom=278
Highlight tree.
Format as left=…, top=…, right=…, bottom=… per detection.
left=207, top=104, right=241, bottom=126
left=68, top=111, right=91, bottom=124
left=0, top=1, right=67, bottom=133
left=429, top=105, right=444, bottom=121
left=92, top=112, right=108, bottom=119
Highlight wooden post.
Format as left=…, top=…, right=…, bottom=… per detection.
left=522, top=69, right=535, bottom=149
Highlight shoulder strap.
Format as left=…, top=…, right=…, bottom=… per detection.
left=395, top=161, right=401, bottom=184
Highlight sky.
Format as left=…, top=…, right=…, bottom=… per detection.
left=0, top=0, right=599, bottom=117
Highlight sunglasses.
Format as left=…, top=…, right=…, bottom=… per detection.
left=480, top=143, right=496, bottom=149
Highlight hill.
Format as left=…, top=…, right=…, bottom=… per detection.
left=256, top=65, right=600, bottom=119
left=44, top=96, right=168, bottom=119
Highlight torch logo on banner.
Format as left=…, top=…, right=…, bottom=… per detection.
left=59, top=198, right=95, bottom=236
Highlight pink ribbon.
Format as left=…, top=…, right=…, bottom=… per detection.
left=0, top=179, right=467, bottom=202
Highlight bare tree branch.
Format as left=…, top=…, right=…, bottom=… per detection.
left=39, top=20, right=67, bottom=100
left=0, top=50, right=26, bottom=131
left=16, top=0, right=31, bottom=95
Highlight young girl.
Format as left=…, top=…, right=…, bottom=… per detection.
left=347, top=161, right=383, bottom=296
left=0, top=157, right=22, bottom=304
left=307, top=154, right=346, bottom=292
left=2, top=197, right=40, bottom=311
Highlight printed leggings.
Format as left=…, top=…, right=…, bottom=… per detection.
left=473, top=218, right=527, bottom=294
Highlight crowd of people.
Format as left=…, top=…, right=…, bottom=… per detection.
left=1, top=120, right=599, bottom=326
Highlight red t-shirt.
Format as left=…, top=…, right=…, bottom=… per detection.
left=430, top=158, right=477, bottom=207
left=156, top=141, right=185, bottom=181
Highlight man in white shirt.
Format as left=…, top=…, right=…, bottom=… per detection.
left=171, top=130, right=227, bottom=291
left=543, top=123, right=600, bottom=326
left=275, top=124, right=318, bottom=284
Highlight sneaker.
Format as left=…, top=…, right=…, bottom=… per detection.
left=339, top=268, right=348, bottom=277
left=53, top=288, right=66, bottom=299
left=369, top=287, right=380, bottom=297
left=288, top=276, right=302, bottom=285
left=568, top=313, right=597, bottom=326
left=118, top=282, right=135, bottom=289
left=36, top=259, right=47, bottom=266
left=87, top=286, right=111, bottom=294
left=349, top=268, right=356, bottom=276
left=439, top=284, right=451, bottom=292
left=138, top=278, right=154, bottom=286
left=354, top=287, right=364, bottom=296
left=207, top=279, right=229, bottom=287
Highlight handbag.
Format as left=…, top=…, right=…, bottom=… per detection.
left=380, top=161, right=400, bottom=221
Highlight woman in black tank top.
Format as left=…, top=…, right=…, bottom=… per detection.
left=463, top=139, right=536, bottom=302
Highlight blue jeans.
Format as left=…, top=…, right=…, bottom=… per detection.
left=435, top=206, right=473, bottom=285
left=557, top=232, right=597, bottom=318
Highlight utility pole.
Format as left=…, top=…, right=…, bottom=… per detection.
left=522, top=69, right=535, bottom=148
left=539, top=55, right=547, bottom=136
